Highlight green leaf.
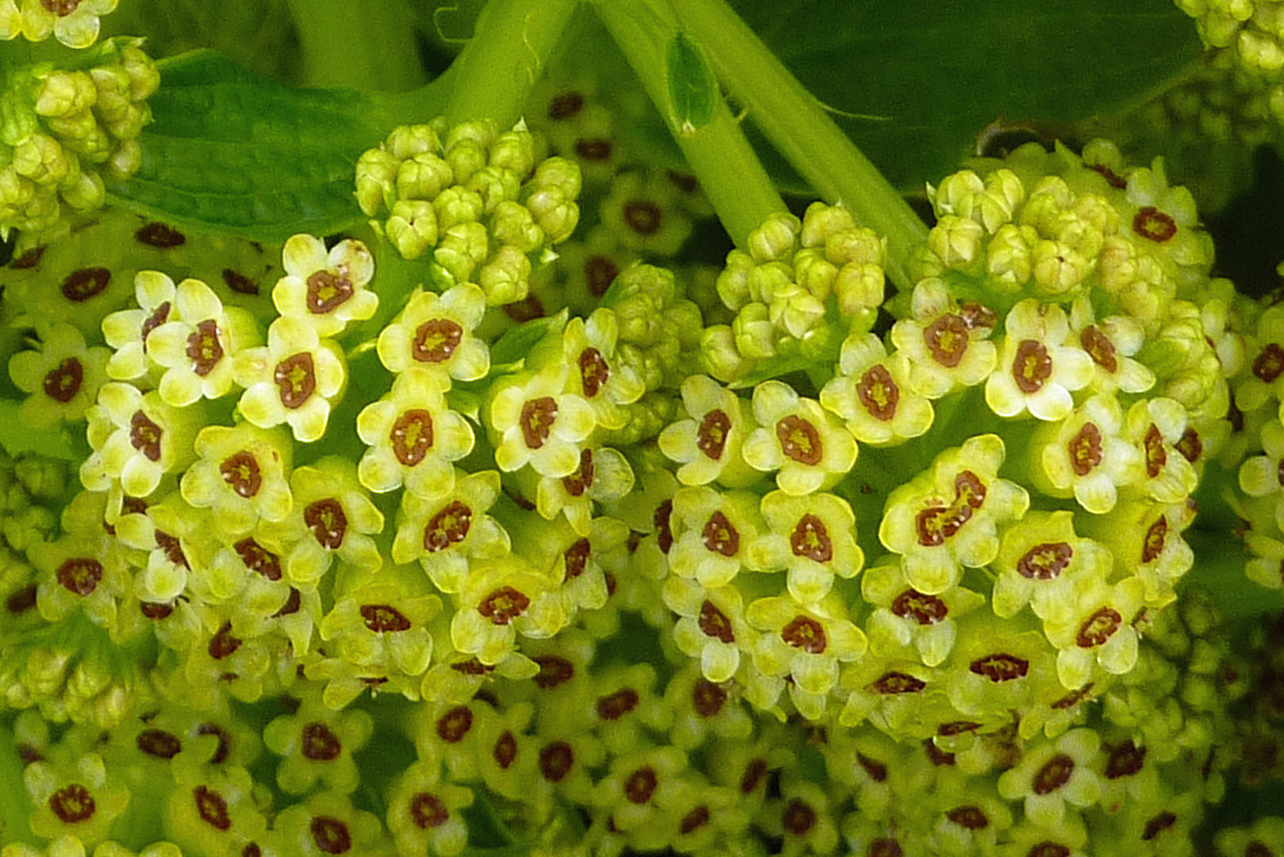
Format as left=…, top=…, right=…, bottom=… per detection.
left=0, top=399, right=78, bottom=461
left=666, top=32, right=717, bottom=133
left=488, top=308, right=569, bottom=368
left=105, top=51, right=445, bottom=242
left=728, top=0, right=1204, bottom=190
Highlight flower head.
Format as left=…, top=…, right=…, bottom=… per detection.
left=742, top=380, right=857, bottom=496
left=233, top=316, right=345, bottom=442
left=985, top=299, right=1094, bottom=421
left=273, top=235, right=377, bottom=336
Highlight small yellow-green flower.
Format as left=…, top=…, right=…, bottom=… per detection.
left=233, top=316, right=345, bottom=443
left=985, top=299, right=1094, bottom=421
left=657, top=374, right=757, bottom=487
left=391, top=468, right=510, bottom=591
left=9, top=322, right=111, bottom=429
left=742, top=380, right=857, bottom=496
left=490, top=364, right=596, bottom=478
left=356, top=371, right=474, bottom=498
left=377, top=284, right=490, bottom=382
left=80, top=383, right=199, bottom=498
left=820, top=333, right=933, bottom=446
left=273, top=235, right=377, bottom=337
left=180, top=424, right=293, bottom=536
left=2, top=0, right=118, bottom=48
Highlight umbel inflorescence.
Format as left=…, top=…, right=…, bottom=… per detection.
left=0, top=76, right=1276, bottom=855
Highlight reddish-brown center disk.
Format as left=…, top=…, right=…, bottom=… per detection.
left=1105, top=740, right=1147, bottom=779
left=304, top=499, right=347, bottom=549
left=790, top=514, right=833, bottom=563
left=493, top=731, right=518, bottom=769
left=49, top=783, right=95, bottom=822
left=1254, top=343, right=1284, bottom=382
left=680, top=805, right=710, bottom=835
left=562, top=449, right=595, bottom=496
left=869, top=838, right=905, bottom=857
left=300, top=719, right=341, bottom=760
left=477, top=586, right=530, bottom=625
left=697, top=409, right=731, bottom=460
left=136, top=728, right=182, bottom=759
left=1142, top=812, right=1177, bottom=841
left=56, top=557, right=103, bottom=596
left=576, top=138, right=612, bottom=161
left=1068, top=422, right=1104, bottom=476
left=692, top=679, right=727, bottom=717
left=1018, top=542, right=1073, bottom=580
left=584, top=255, right=618, bottom=297
left=1144, top=424, right=1167, bottom=479
left=782, top=799, right=818, bottom=835
left=776, top=415, right=823, bottom=465
left=624, top=200, right=662, bottom=235
left=741, top=758, right=767, bottom=793
left=1176, top=428, right=1202, bottom=463
left=360, top=604, right=410, bottom=633
left=208, top=622, right=243, bottom=660
left=412, top=318, right=463, bottom=363
left=563, top=539, right=590, bottom=581
left=1013, top=339, right=1053, bottom=394
left=193, top=785, right=232, bottom=830
left=223, top=269, right=259, bottom=296
left=532, top=655, right=574, bottom=689
left=1142, top=516, right=1168, bottom=563
left=386, top=409, right=433, bottom=467
left=436, top=706, right=474, bottom=743
left=969, top=653, right=1029, bottom=682
left=596, top=688, right=640, bottom=721
left=701, top=510, right=739, bottom=557
left=274, top=352, right=316, bottom=409
left=869, top=671, right=927, bottom=694
left=1033, top=753, right=1075, bottom=795
left=781, top=615, right=827, bottom=653
left=220, top=450, right=262, bottom=498
left=1076, top=606, right=1123, bottom=648
left=187, top=319, right=225, bottom=377
left=858, top=364, right=900, bottom=422
left=423, top=500, right=472, bottom=552
left=310, top=816, right=352, bottom=854
left=698, top=599, right=735, bottom=643
left=578, top=347, right=610, bottom=398
left=1028, top=844, right=1072, bottom=857
left=136, top=222, right=185, bottom=246
left=924, top=313, right=969, bottom=367
left=891, top=589, right=949, bottom=625
left=140, top=301, right=171, bottom=342
left=130, top=410, right=164, bottom=461
left=654, top=499, right=674, bottom=554
left=1080, top=325, right=1118, bottom=372
left=61, top=267, right=110, bottom=302
left=624, top=766, right=658, bottom=804
left=42, top=357, right=83, bottom=403
left=235, top=537, right=281, bottom=580
left=520, top=397, right=558, bottom=449
left=539, top=741, right=574, bottom=782
left=410, top=792, right=449, bottom=828
left=947, top=805, right=989, bottom=830
left=306, top=271, right=354, bottom=314
left=548, top=91, right=584, bottom=120
left=1133, top=206, right=1177, bottom=242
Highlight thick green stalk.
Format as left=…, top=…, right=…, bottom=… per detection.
left=287, top=0, right=426, bottom=91
left=670, top=0, right=927, bottom=290
left=591, top=0, right=787, bottom=251
left=444, top=0, right=580, bottom=127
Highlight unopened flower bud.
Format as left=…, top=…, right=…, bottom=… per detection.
left=433, top=186, right=485, bottom=231
left=434, top=221, right=490, bottom=282
left=489, top=128, right=536, bottom=176
left=386, top=123, right=443, bottom=159
left=699, top=325, right=747, bottom=382
left=733, top=302, right=776, bottom=358
left=747, top=212, right=800, bottom=263
left=479, top=244, right=532, bottom=306
left=525, top=184, right=579, bottom=244
left=386, top=199, right=438, bottom=260
left=35, top=71, right=96, bottom=118
left=397, top=152, right=454, bottom=202
left=490, top=200, right=543, bottom=252
left=355, top=147, right=399, bottom=215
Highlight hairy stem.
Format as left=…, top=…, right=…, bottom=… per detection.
left=591, top=0, right=787, bottom=251
left=444, top=0, right=579, bottom=128
left=670, top=0, right=927, bottom=290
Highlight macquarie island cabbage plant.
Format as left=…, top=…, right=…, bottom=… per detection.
left=3, top=0, right=1284, bottom=855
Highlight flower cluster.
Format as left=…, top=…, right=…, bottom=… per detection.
left=0, top=76, right=1264, bottom=855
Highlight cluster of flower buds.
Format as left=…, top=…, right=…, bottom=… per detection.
left=702, top=204, right=887, bottom=382
left=1177, top=0, right=1284, bottom=124
left=355, top=118, right=582, bottom=307
left=0, top=38, right=158, bottom=239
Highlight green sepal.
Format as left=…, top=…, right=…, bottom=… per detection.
left=105, top=50, right=447, bottom=241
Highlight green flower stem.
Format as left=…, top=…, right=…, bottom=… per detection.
left=0, top=721, right=37, bottom=846
left=286, top=0, right=426, bottom=91
left=443, top=0, right=580, bottom=128
left=590, top=0, right=786, bottom=251
left=668, top=0, right=928, bottom=290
